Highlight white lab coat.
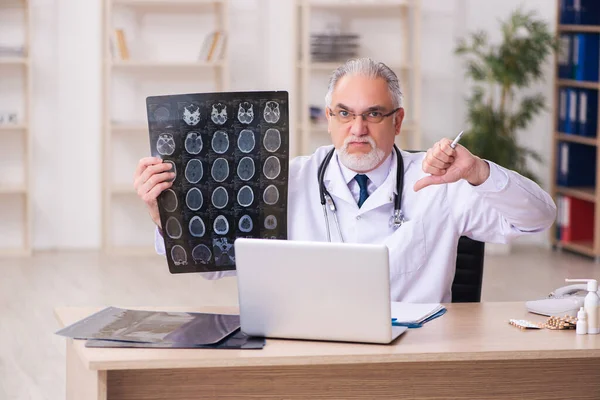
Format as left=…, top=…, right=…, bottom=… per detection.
left=156, top=145, right=557, bottom=303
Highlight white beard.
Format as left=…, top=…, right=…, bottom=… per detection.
left=336, top=136, right=385, bottom=172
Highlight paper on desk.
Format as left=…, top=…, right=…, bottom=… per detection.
left=391, top=302, right=446, bottom=324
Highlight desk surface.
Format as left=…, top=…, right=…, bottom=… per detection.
left=55, top=302, right=600, bottom=371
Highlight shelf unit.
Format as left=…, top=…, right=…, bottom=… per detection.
left=102, top=0, right=229, bottom=254
left=295, top=0, right=421, bottom=156
left=551, top=1, right=600, bottom=260
left=0, top=0, right=31, bottom=255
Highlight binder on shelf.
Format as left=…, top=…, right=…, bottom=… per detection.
left=563, top=88, right=578, bottom=134
left=563, top=196, right=595, bottom=243
left=557, top=141, right=597, bottom=187
left=574, top=33, right=599, bottom=82
left=580, top=0, right=600, bottom=25
left=560, top=0, right=574, bottom=24
left=558, top=33, right=572, bottom=79
left=578, top=88, right=598, bottom=137
left=559, top=88, right=567, bottom=132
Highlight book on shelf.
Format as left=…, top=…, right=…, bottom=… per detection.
left=110, top=28, right=130, bottom=61
left=198, top=31, right=227, bottom=62
left=558, top=87, right=598, bottom=137
left=556, top=194, right=595, bottom=243
left=560, top=0, right=600, bottom=25
left=558, top=32, right=599, bottom=82
left=557, top=141, right=597, bottom=187
left=0, top=45, right=26, bottom=58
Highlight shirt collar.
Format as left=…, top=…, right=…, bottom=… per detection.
left=337, top=150, right=394, bottom=189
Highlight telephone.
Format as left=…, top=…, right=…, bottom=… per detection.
left=525, top=284, right=598, bottom=317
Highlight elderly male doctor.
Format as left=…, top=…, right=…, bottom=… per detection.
left=134, top=58, right=556, bottom=303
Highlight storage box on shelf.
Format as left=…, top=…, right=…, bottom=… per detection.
left=0, top=0, right=31, bottom=255
left=552, top=0, right=600, bottom=260
left=102, top=0, right=229, bottom=255
left=295, top=0, right=421, bottom=157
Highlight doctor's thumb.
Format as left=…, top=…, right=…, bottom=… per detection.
left=413, top=175, right=441, bottom=192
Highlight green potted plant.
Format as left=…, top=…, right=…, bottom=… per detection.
left=455, top=8, right=559, bottom=184
left=455, top=8, right=558, bottom=254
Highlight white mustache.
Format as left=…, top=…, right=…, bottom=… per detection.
left=342, top=136, right=375, bottom=149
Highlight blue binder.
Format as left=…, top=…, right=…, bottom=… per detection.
left=574, top=33, right=600, bottom=82
left=556, top=142, right=597, bottom=187
left=578, top=89, right=598, bottom=137
left=558, top=34, right=572, bottom=79
left=581, top=0, right=600, bottom=25
left=558, top=88, right=568, bottom=132
left=560, top=0, right=574, bottom=24
left=563, top=88, right=578, bottom=135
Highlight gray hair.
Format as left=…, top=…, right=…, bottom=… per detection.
left=324, top=58, right=403, bottom=109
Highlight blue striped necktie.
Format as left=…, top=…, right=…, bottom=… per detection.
left=354, top=174, right=369, bottom=208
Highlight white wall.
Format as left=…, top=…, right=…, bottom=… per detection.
left=17, top=0, right=557, bottom=249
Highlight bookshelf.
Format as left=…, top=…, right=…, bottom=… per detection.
left=551, top=0, right=600, bottom=260
left=0, top=0, right=31, bottom=255
left=295, top=0, right=421, bottom=156
left=102, top=0, right=229, bottom=254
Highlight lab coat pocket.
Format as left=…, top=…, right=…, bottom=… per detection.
left=383, top=218, right=427, bottom=276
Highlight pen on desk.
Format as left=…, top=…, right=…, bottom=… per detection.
left=450, top=130, right=465, bottom=149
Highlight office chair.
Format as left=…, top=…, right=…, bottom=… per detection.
left=452, top=236, right=485, bottom=302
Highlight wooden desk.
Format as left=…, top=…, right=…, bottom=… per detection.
left=55, top=302, right=600, bottom=400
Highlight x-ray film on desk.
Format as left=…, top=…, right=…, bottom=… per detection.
left=147, top=91, right=289, bottom=274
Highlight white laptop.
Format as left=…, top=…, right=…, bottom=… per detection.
left=234, top=238, right=407, bottom=344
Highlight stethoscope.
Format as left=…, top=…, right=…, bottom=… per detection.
left=317, top=144, right=406, bottom=242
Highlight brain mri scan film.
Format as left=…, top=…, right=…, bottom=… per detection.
left=263, top=128, right=281, bottom=152
left=157, top=133, right=176, bottom=156
left=237, top=102, right=254, bottom=124
left=238, top=215, right=253, bottom=233
left=213, top=238, right=235, bottom=266
left=237, top=129, right=255, bottom=153
left=182, top=104, right=200, bottom=126
left=264, top=215, right=277, bottom=230
left=189, top=216, right=206, bottom=238
left=237, top=185, right=254, bottom=207
left=165, top=217, right=183, bottom=239
left=236, top=157, right=255, bottom=181
left=185, top=159, right=203, bottom=184
left=171, top=245, right=188, bottom=266
left=263, top=156, right=281, bottom=180
left=211, top=158, right=229, bottom=182
left=262, top=185, right=279, bottom=205
left=212, top=131, right=229, bottom=154
left=164, top=160, right=176, bottom=181
left=213, top=215, right=230, bottom=235
left=185, top=187, right=203, bottom=211
left=162, top=189, right=178, bottom=212
left=192, top=244, right=212, bottom=264
left=211, top=186, right=229, bottom=209
left=154, top=106, right=170, bottom=123
left=211, top=103, right=227, bottom=125
left=148, top=90, right=289, bottom=274
left=184, top=131, right=203, bottom=154
left=263, top=101, right=281, bottom=124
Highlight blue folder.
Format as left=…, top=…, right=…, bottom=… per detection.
left=392, top=308, right=447, bottom=329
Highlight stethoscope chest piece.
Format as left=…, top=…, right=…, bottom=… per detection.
left=389, top=209, right=406, bottom=229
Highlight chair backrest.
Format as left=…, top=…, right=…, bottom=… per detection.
left=452, top=236, right=485, bottom=302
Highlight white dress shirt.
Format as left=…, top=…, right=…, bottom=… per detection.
left=155, top=145, right=557, bottom=303
left=339, top=152, right=393, bottom=203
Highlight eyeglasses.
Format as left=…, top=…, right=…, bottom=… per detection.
left=328, top=107, right=400, bottom=124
